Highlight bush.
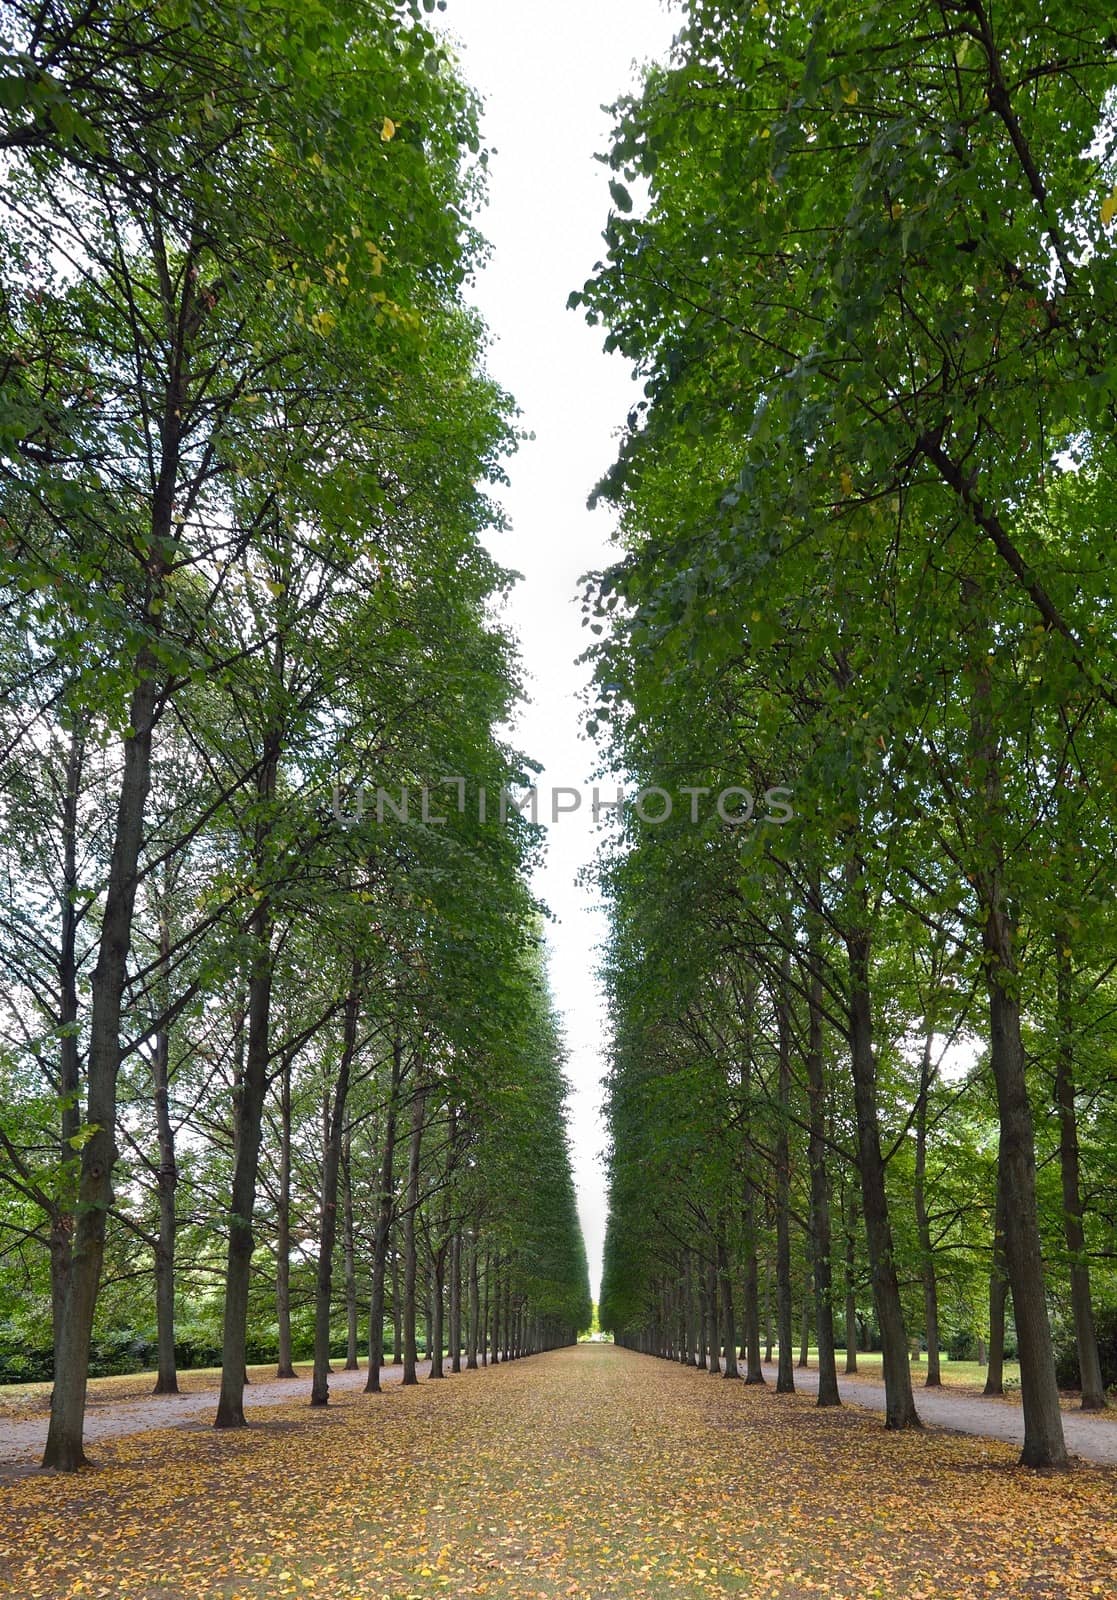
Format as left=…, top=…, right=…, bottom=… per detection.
left=173, top=1326, right=223, bottom=1370
left=947, top=1328, right=976, bottom=1361
left=1054, top=1305, right=1117, bottom=1393
left=89, top=1329, right=155, bottom=1376
left=0, top=1323, right=54, bottom=1385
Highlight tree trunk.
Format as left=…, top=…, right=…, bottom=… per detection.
left=481, top=1249, right=491, bottom=1366
left=914, top=1033, right=941, bottom=1388
left=342, top=1126, right=359, bottom=1370
left=763, top=1255, right=773, bottom=1363
left=401, top=1076, right=426, bottom=1386
left=429, top=1246, right=447, bottom=1378
left=151, top=902, right=179, bottom=1395
left=983, top=907, right=1067, bottom=1463
left=490, top=1255, right=501, bottom=1365
left=985, top=1169, right=1007, bottom=1396
left=50, top=720, right=86, bottom=1373
left=799, top=1278, right=811, bottom=1368
left=311, top=972, right=361, bottom=1406
left=366, top=1034, right=403, bottom=1393
left=43, top=669, right=159, bottom=1471
left=682, top=1249, right=695, bottom=1366
left=968, top=607, right=1065, bottom=1466
left=450, top=1231, right=462, bottom=1374
left=844, top=900, right=919, bottom=1429
left=1054, top=939, right=1107, bottom=1410
left=775, top=966, right=795, bottom=1395
left=804, top=915, right=839, bottom=1404
left=467, top=1234, right=480, bottom=1369
left=742, top=1228, right=763, bottom=1382
left=392, top=1245, right=402, bottom=1364
left=739, top=981, right=765, bottom=1384
left=275, top=1055, right=296, bottom=1379
left=215, top=728, right=281, bottom=1430
left=706, top=1256, right=720, bottom=1372
left=844, top=1190, right=859, bottom=1374
left=718, top=1233, right=739, bottom=1378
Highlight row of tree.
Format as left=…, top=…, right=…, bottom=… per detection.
left=0, top=0, right=589, bottom=1471
left=578, top=0, right=1117, bottom=1469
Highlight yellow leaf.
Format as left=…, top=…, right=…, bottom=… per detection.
left=840, top=76, right=858, bottom=105
left=381, top=116, right=396, bottom=141
left=840, top=468, right=853, bottom=496
left=1101, top=187, right=1117, bottom=226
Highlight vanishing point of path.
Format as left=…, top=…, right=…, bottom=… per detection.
left=0, top=1345, right=1115, bottom=1600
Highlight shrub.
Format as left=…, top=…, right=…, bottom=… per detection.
left=947, top=1328, right=976, bottom=1361
left=0, top=1323, right=54, bottom=1385
left=1054, top=1305, right=1117, bottom=1393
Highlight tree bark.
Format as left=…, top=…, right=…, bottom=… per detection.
left=366, top=1034, right=403, bottom=1393
left=215, top=726, right=281, bottom=1430
left=844, top=896, right=919, bottom=1429
left=429, top=1246, right=447, bottom=1378
left=983, top=909, right=1067, bottom=1463
left=275, top=1055, right=296, bottom=1379
left=706, top=1255, right=720, bottom=1372
left=774, top=965, right=795, bottom=1395
left=804, top=914, right=840, bottom=1404
left=913, top=1034, right=941, bottom=1388
left=844, top=1191, right=859, bottom=1374
left=969, top=599, right=1066, bottom=1466
left=467, top=1233, right=480, bottom=1369
left=739, top=980, right=765, bottom=1384
left=392, top=1245, right=402, bottom=1364
left=718, top=1233, right=740, bottom=1378
left=450, top=1230, right=462, bottom=1373
left=151, top=900, right=179, bottom=1395
left=311, top=972, right=361, bottom=1406
left=984, top=1170, right=1007, bottom=1396
left=49, top=720, right=86, bottom=1372
left=401, top=1076, right=426, bottom=1386
left=682, top=1249, right=695, bottom=1366
left=1054, top=939, right=1107, bottom=1410
left=763, top=1255, right=773, bottom=1363
left=43, top=668, right=159, bottom=1471
left=342, top=1126, right=359, bottom=1370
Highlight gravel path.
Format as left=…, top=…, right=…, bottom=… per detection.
left=3, top=1352, right=1115, bottom=1469
left=0, top=1359, right=432, bottom=1467
left=755, top=1360, right=1117, bottom=1465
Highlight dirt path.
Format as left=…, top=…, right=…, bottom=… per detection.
left=755, top=1360, right=1117, bottom=1466
left=0, top=1344, right=1114, bottom=1600
left=0, top=1359, right=431, bottom=1467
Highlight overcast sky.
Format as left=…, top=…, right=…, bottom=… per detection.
left=443, top=1, right=679, bottom=1300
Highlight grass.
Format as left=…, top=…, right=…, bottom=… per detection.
left=825, top=1349, right=1023, bottom=1394
left=0, top=1358, right=378, bottom=1419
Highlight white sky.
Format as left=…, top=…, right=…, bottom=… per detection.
left=443, top=0, right=679, bottom=1301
